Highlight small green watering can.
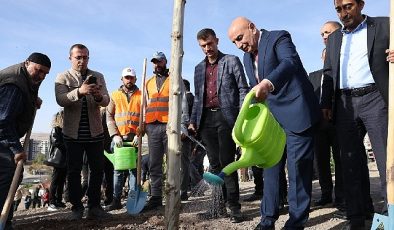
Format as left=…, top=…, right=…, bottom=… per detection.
left=104, top=142, right=137, bottom=170
left=203, top=90, right=286, bottom=185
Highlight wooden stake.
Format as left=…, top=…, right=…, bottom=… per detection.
left=165, top=0, right=186, bottom=228
left=387, top=0, right=394, bottom=206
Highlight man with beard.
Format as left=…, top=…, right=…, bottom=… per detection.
left=0, top=52, right=51, bottom=229
left=55, top=44, right=110, bottom=220
left=105, top=67, right=141, bottom=211
left=188, top=28, right=249, bottom=223
left=142, top=52, right=171, bottom=210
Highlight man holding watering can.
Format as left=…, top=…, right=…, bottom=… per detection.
left=106, top=67, right=141, bottom=211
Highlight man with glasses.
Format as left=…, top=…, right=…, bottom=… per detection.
left=55, top=43, right=110, bottom=220
left=105, top=67, right=141, bottom=211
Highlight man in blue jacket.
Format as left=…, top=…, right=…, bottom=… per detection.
left=228, top=17, right=320, bottom=229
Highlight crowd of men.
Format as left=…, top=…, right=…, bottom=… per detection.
left=0, top=0, right=393, bottom=229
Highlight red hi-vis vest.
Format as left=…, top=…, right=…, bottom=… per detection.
left=145, top=76, right=169, bottom=123
left=111, top=89, right=141, bottom=135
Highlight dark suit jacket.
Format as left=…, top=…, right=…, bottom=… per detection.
left=243, top=30, right=320, bottom=133
left=321, top=16, right=389, bottom=113
left=191, top=51, right=249, bottom=129
left=308, top=69, right=323, bottom=101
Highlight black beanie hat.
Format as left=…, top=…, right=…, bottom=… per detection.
left=27, top=52, right=51, bottom=68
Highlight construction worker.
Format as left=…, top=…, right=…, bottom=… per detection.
left=106, top=67, right=141, bottom=211
left=142, top=51, right=189, bottom=210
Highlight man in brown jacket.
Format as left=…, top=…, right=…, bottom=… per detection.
left=55, top=44, right=109, bottom=220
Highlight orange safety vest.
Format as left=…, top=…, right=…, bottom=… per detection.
left=145, top=76, right=169, bottom=123
left=111, top=89, right=141, bottom=135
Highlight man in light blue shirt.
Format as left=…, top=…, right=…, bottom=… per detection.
left=321, top=0, right=391, bottom=228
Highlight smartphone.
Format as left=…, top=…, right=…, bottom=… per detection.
left=86, top=76, right=97, bottom=84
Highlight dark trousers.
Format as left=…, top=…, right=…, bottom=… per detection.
left=200, top=109, right=240, bottom=211
left=251, top=166, right=263, bottom=195
left=49, top=167, right=67, bottom=204
left=260, top=126, right=315, bottom=229
left=65, top=141, right=104, bottom=210
left=180, top=139, right=191, bottom=195
left=103, top=157, right=114, bottom=203
left=335, top=90, right=387, bottom=225
left=0, top=150, right=16, bottom=228
left=189, top=146, right=205, bottom=188
left=314, top=120, right=343, bottom=201
left=141, top=154, right=150, bottom=182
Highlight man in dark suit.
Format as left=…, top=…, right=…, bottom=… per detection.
left=188, top=28, right=249, bottom=223
left=321, top=0, right=390, bottom=228
left=228, top=17, right=321, bottom=229
left=308, top=21, right=344, bottom=209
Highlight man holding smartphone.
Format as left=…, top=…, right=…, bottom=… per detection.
left=55, top=43, right=110, bottom=220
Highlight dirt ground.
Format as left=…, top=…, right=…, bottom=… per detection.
left=12, top=161, right=383, bottom=230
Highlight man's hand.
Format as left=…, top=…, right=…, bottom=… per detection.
left=137, top=123, right=145, bottom=136
left=14, top=152, right=27, bottom=164
left=36, top=97, right=42, bottom=109
left=188, top=123, right=196, bottom=136
left=131, top=135, right=138, bottom=146
left=78, top=80, right=98, bottom=96
left=386, top=49, right=394, bottom=63
left=252, top=79, right=273, bottom=102
left=321, top=109, right=332, bottom=121
left=113, top=135, right=123, bottom=148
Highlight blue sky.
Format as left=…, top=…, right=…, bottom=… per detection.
left=0, top=0, right=389, bottom=133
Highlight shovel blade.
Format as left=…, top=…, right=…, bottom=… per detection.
left=126, top=188, right=148, bottom=215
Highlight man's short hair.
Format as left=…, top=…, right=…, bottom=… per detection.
left=69, top=44, right=89, bottom=55
left=183, top=79, right=190, bottom=91
left=197, top=28, right=217, bottom=40
left=325, top=21, right=342, bottom=29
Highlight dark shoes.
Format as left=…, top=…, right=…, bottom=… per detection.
left=314, top=197, right=332, bottom=206
left=86, top=206, right=110, bottom=220
left=230, top=209, right=244, bottom=223
left=254, top=223, right=274, bottom=230
left=341, top=221, right=365, bottom=230
left=243, top=193, right=262, bottom=202
left=69, top=208, right=84, bottom=220
left=180, top=192, right=189, bottom=201
left=143, top=196, right=163, bottom=211
left=105, top=198, right=122, bottom=211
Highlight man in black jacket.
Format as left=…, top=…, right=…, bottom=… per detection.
left=0, top=52, right=51, bottom=229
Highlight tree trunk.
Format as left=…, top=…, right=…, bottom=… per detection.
left=165, top=0, right=186, bottom=229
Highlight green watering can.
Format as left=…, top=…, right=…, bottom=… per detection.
left=104, top=142, right=137, bottom=170
left=203, top=90, right=286, bottom=185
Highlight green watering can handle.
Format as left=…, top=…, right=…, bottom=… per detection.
left=234, top=90, right=268, bottom=144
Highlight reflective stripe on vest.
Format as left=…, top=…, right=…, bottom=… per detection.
left=111, top=90, right=141, bottom=135
left=145, top=76, right=169, bottom=123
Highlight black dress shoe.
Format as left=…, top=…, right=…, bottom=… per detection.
left=341, top=221, right=365, bottom=230
left=254, top=223, right=274, bottom=230
left=229, top=209, right=244, bottom=223
left=244, top=193, right=263, bottom=202
left=314, top=197, right=332, bottom=206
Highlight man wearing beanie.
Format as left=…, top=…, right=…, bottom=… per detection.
left=55, top=44, right=110, bottom=220
left=0, top=52, right=51, bottom=229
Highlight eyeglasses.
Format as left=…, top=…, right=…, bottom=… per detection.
left=123, top=75, right=136, bottom=79
left=73, top=56, right=89, bottom=61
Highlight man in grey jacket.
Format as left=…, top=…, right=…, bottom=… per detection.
left=55, top=44, right=109, bottom=220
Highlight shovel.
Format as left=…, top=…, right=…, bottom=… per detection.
left=127, top=58, right=148, bottom=215
left=0, top=110, right=35, bottom=230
